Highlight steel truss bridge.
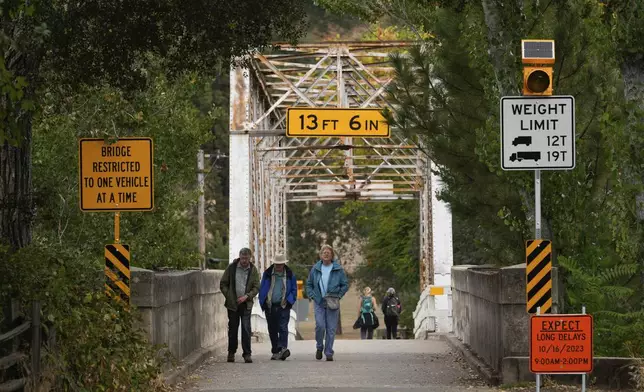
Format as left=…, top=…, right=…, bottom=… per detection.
left=228, top=41, right=453, bottom=290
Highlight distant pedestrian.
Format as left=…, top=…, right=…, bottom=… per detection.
left=305, top=244, right=349, bottom=361
left=220, top=247, right=260, bottom=363
left=358, top=287, right=378, bottom=339
left=382, top=287, right=402, bottom=339
left=258, top=254, right=297, bottom=360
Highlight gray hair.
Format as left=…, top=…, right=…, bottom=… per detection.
left=386, top=287, right=396, bottom=295
left=319, top=244, right=335, bottom=259
left=239, top=247, right=252, bottom=256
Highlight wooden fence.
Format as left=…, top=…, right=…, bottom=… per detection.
left=0, top=300, right=46, bottom=392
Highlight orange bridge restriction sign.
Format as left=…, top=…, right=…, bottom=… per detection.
left=79, top=138, right=154, bottom=211
left=530, top=314, right=593, bottom=374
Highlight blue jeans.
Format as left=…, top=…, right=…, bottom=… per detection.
left=266, top=304, right=290, bottom=353
left=314, top=301, right=339, bottom=357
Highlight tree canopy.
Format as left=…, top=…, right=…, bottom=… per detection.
left=317, top=0, right=644, bottom=356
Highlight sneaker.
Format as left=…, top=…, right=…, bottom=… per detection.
left=271, top=352, right=280, bottom=360
left=227, top=353, right=234, bottom=363
left=326, top=355, right=334, bottom=361
left=315, top=349, right=323, bottom=360
left=243, top=354, right=253, bottom=363
left=280, top=348, right=291, bottom=361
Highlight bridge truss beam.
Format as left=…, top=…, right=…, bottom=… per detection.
left=229, top=42, right=452, bottom=290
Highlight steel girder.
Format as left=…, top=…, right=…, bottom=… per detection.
left=229, top=41, right=436, bottom=289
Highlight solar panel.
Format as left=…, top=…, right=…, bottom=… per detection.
left=522, top=40, right=555, bottom=60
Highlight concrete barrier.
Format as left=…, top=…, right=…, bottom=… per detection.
left=451, top=264, right=532, bottom=373
left=130, top=267, right=298, bottom=378
left=130, top=268, right=228, bottom=382
left=449, top=264, right=641, bottom=388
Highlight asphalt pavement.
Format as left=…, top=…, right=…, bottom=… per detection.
left=179, top=337, right=495, bottom=392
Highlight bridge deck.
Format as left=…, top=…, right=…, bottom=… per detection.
left=180, top=338, right=493, bottom=392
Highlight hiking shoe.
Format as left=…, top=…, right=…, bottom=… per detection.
left=243, top=354, right=253, bottom=363
left=227, top=353, right=234, bottom=363
left=326, top=355, right=334, bottom=361
left=315, top=349, right=323, bottom=360
left=271, top=352, right=280, bottom=360
left=280, top=348, right=291, bottom=361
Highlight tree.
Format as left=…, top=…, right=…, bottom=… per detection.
left=0, top=0, right=307, bottom=251
left=318, top=0, right=644, bottom=355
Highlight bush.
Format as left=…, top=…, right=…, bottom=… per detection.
left=0, top=242, right=170, bottom=391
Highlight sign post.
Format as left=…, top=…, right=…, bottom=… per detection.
left=79, top=137, right=154, bottom=304
left=79, top=137, right=154, bottom=213
left=530, top=308, right=593, bottom=391
left=503, top=39, right=589, bottom=391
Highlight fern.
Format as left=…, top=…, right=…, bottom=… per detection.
left=595, top=310, right=644, bottom=321
left=601, top=285, right=635, bottom=299
left=598, top=263, right=638, bottom=284
left=558, top=256, right=581, bottom=273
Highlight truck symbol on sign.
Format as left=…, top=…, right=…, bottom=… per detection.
left=509, top=152, right=541, bottom=162
left=512, top=136, right=532, bottom=146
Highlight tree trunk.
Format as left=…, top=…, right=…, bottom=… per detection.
left=620, top=52, right=644, bottom=307
left=0, top=121, right=33, bottom=250
left=0, top=13, right=41, bottom=251
left=480, top=0, right=522, bottom=97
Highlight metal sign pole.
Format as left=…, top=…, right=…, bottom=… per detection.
left=582, top=305, right=587, bottom=392
left=536, top=306, right=541, bottom=392
left=114, top=212, right=120, bottom=244
left=535, top=170, right=541, bottom=239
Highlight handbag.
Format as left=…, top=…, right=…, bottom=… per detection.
left=324, top=296, right=340, bottom=310
left=320, top=277, right=340, bottom=310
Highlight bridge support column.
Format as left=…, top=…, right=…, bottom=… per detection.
left=229, top=66, right=252, bottom=263
left=431, top=165, right=453, bottom=333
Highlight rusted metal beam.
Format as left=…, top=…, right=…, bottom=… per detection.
left=270, top=41, right=416, bottom=49
left=287, top=194, right=417, bottom=202
left=257, top=144, right=419, bottom=152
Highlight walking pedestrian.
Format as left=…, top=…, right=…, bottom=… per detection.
left=382, top=287, right=402, bottom=339
left=305, top=244, right=349, bottom=361
left=258, top=254, right=297, bottom=360
left=220, top=247, right=260, bottom=363
left=358, top=287, right=378, bottom=340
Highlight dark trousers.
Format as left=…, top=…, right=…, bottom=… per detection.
left=385, top=315, right=398, bottom=339
left=360, top=326, right=374, bottom=339
left=266, top=304, right=290, bottom=353
left=227, top=307, right=252, bottom=355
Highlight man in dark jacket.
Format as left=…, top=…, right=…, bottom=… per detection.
left=258, top=254, right=297, bottom=360
left=220, top=247, right=260, bottom=363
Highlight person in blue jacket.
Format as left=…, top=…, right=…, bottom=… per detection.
left=305, top=244, right=349, bottom=361
left=259, top=253, right=297, bottom=360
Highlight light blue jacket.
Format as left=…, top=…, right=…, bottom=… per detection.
left=306, top=260, right=349, bottom=305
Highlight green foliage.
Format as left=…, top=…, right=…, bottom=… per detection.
left=319, top=0, right=644, bottom=354
left=33, top=70, right=217, bottom=269
left=339, top=200, right=420, bottom=330
left=0, top=242, right=169, bottom=391
left=34, top=0, right=307, bottom=90
left=559, top=255, right=643, bottom=357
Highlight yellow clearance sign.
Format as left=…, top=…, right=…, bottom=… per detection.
left=79, top=138, right=154, bottom=211
left=286, top=108, right=390, bottom=137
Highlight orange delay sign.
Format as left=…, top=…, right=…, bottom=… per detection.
left=530, top=314, right=593, bottom=374
left=79, top=138, right=154, bottom=211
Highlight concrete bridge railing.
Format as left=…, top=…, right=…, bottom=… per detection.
left=130, top=267, right=296, bottom=378
left=451, top=264, right=533, bottom=375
